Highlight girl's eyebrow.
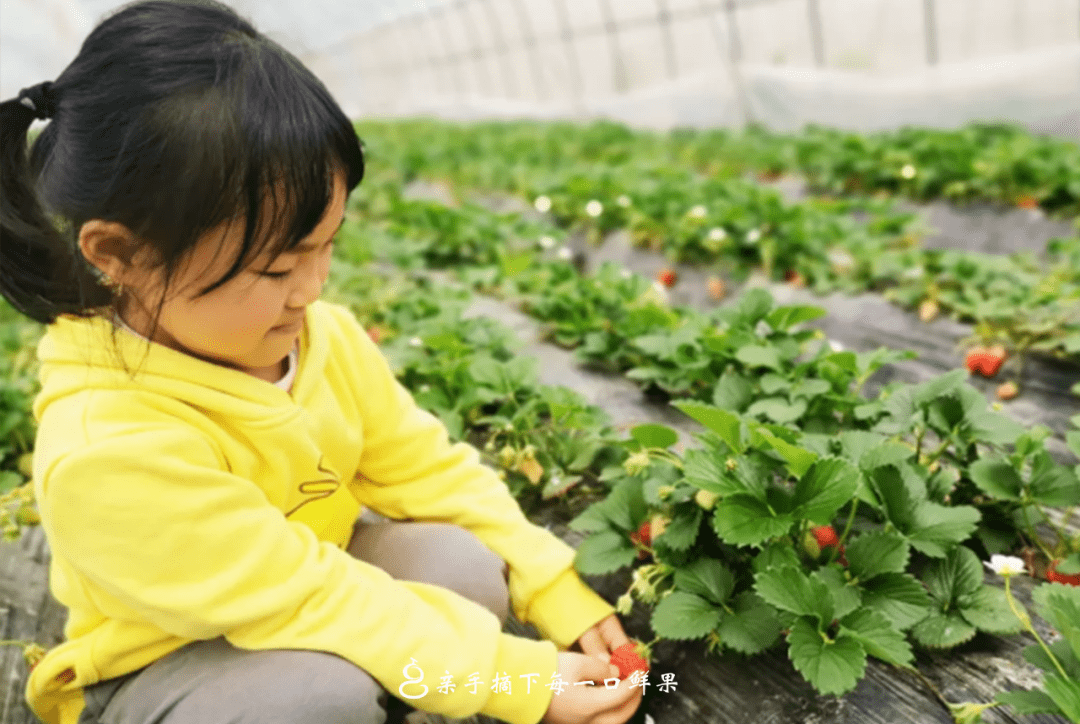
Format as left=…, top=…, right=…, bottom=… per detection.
left=284, top=214, right=346, bottom=254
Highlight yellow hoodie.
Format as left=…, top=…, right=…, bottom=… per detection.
left=24, top=299, right=614, bottom=724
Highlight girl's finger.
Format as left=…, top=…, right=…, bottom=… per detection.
left=576, top=650, right=621, bottom=684
left=597, top=614, right=631, bottom=650
left=578, top=627, right=608, bottom=658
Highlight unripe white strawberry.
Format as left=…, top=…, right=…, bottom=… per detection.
left=695, top=489, right=719, bottom=510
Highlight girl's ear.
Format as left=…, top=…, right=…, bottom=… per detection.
left=77, top=219, right=144, bottom=284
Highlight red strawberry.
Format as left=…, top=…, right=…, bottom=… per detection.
left=964, top=346, right=1006, bottom=377
left=610, top=642, right=650, bottom=679
left=1016, top=195, right=1039, bottom=210
left=1046, top=560, right=1080, bottom=586
left=785, top=270, right=806, bottom=287
left=812, top=525, right=848, bottom=566
left=657, top=268, right=678, bottom=288
left=629, top=521, right=651, bottom=559
left=996, top=381, right=1019, bottom=400
left=706, top=276, right=726, bottom=301
left=812, top=525, right=839, bottom=548
left=366, top=326, right=382, bottom=344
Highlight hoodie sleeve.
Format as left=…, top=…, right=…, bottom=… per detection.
left=40, top=419, right=559, bottom=724
left=332, top=305, right=615, bottom=660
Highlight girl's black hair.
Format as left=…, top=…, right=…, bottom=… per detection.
left=0, top=0, right=364, bottom=370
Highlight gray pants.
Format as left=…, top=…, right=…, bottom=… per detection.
left=77, top=510, right=512, bottom=724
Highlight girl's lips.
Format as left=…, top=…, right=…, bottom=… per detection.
left=270, top=318, right=304, bottom=333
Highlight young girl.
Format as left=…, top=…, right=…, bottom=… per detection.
left=1, top=2, right=643, bottom=723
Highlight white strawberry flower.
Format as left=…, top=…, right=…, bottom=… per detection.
left=617, top=195, right=632, bottom=208
left=984, top=554, right=1025, bottom=577
left=408, top=336, right=423, bottom=347
left=828, top=248, right=855, bottom=270
left=586, top=200, right=603, bottom=217
left=538, top=235, right=556, bottom=249
left=746, top=228, right=762, bottom=244
left=648, top=281, right=671, bottom=305
left=687, top=204, right=707, bottom=219
left=534, top=195, right=552, bottom=213
left=557, top=246, right=573, bottom=260
left=900, top=164, right=916, bottom=179
left=708, top=227, right=727, bottom=242
left=620, top=269, right=633, bottom=279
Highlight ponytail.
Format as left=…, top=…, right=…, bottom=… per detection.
left=1, top=84, right=112, bottom=324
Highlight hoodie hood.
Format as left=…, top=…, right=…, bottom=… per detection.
left=33, top=301, right=330, bottom=425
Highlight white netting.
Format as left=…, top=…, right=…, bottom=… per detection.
left=4, top=0, right=1078, bottom=137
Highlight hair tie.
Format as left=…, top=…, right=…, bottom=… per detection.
left=17, top=81, right=57, bottom=120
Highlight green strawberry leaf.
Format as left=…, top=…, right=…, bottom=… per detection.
left=1033, top=582, right=1080, bottom=664
left=712, top=495, right=795, bottom=546
left=958, top=586, right=1023, bottom=635
left=1023, top=639, right=1080, bottom=680
left=923, top=546, right=984, bottom=603
left=717, top=592, right=783, bottom=655
left=749, top=423, right=818, bottom=477
left=568, top=501, right=612, bottom=534
left=766, top=305, right=826, bottom=332
left=794, top=458, right=861, bottom=525
left=1043, top=675, right=1080, bottom=723
left=967, top=457, right=1023, bottom=501
left=656, top=505, right=702, bottom=551
left=814, top=566, right=862, bottom=621
left=995, top=688, right=1062, bottom=715
left=630, top=423, right=679, bottom=450
left=910, top=610, right=977, bottom=648
left=673, top=401, right=744, bottom=454
left=1028, top=452, right=1080, bottom=507
left=845, top=531, right=911, bottom=581
left=713, top=371, right=755, bottom=412
left=839, top=608, right=914, bottom=667
left=746, top=397, right=807, bottom=424
left=650, top=591, right=722, bottom=641
left=860, top=572, right=932, bottom=631
left=573, top=531, right=639, bottom=575
left=736, top=345, right=782, bottom=371
left=787, top=619, right=866, bottom=696
left=683, top=448, right=748, bottom=496
left=674, top=557, right=736, bottom=605
left=906, top=502, right=981, bottom=558
left=754, top=565, right=833, bottom=624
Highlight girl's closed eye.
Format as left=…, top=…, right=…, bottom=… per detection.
left=257, top=236, right=336, bottom=279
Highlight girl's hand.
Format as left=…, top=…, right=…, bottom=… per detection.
left=574, top=614, right=632, bottom=661
left=542, top=651, right=642, bottom=724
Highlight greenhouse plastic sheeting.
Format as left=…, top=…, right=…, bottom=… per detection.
left=3, top=0, right=1078, bottom=137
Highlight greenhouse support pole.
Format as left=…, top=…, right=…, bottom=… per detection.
left=552, top=0, right=586, bottom=117
left=703, top=0, right=751, bottom=126
left=807, top=0, right=825, bottom=67
left=417, top=14, right=453, bottom=102
left=459, top=0, right=494, bottom=97
left=430, top=4, right=466, bottom=97
left=725, top=0, right=742, bottom=63
left=654, top=0, right=678, bottom=80
left=479, top=0, right=517, bottom=98
left=923, top=0, right=938, bottom=65
left=508, top=0, right=548, bottom=102
left=596, top=0, right=628, bottom=93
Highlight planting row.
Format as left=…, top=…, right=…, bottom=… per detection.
left=352, top=119, right=1080, bottom=371
left=356, top=118, right=1080, bottom=219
